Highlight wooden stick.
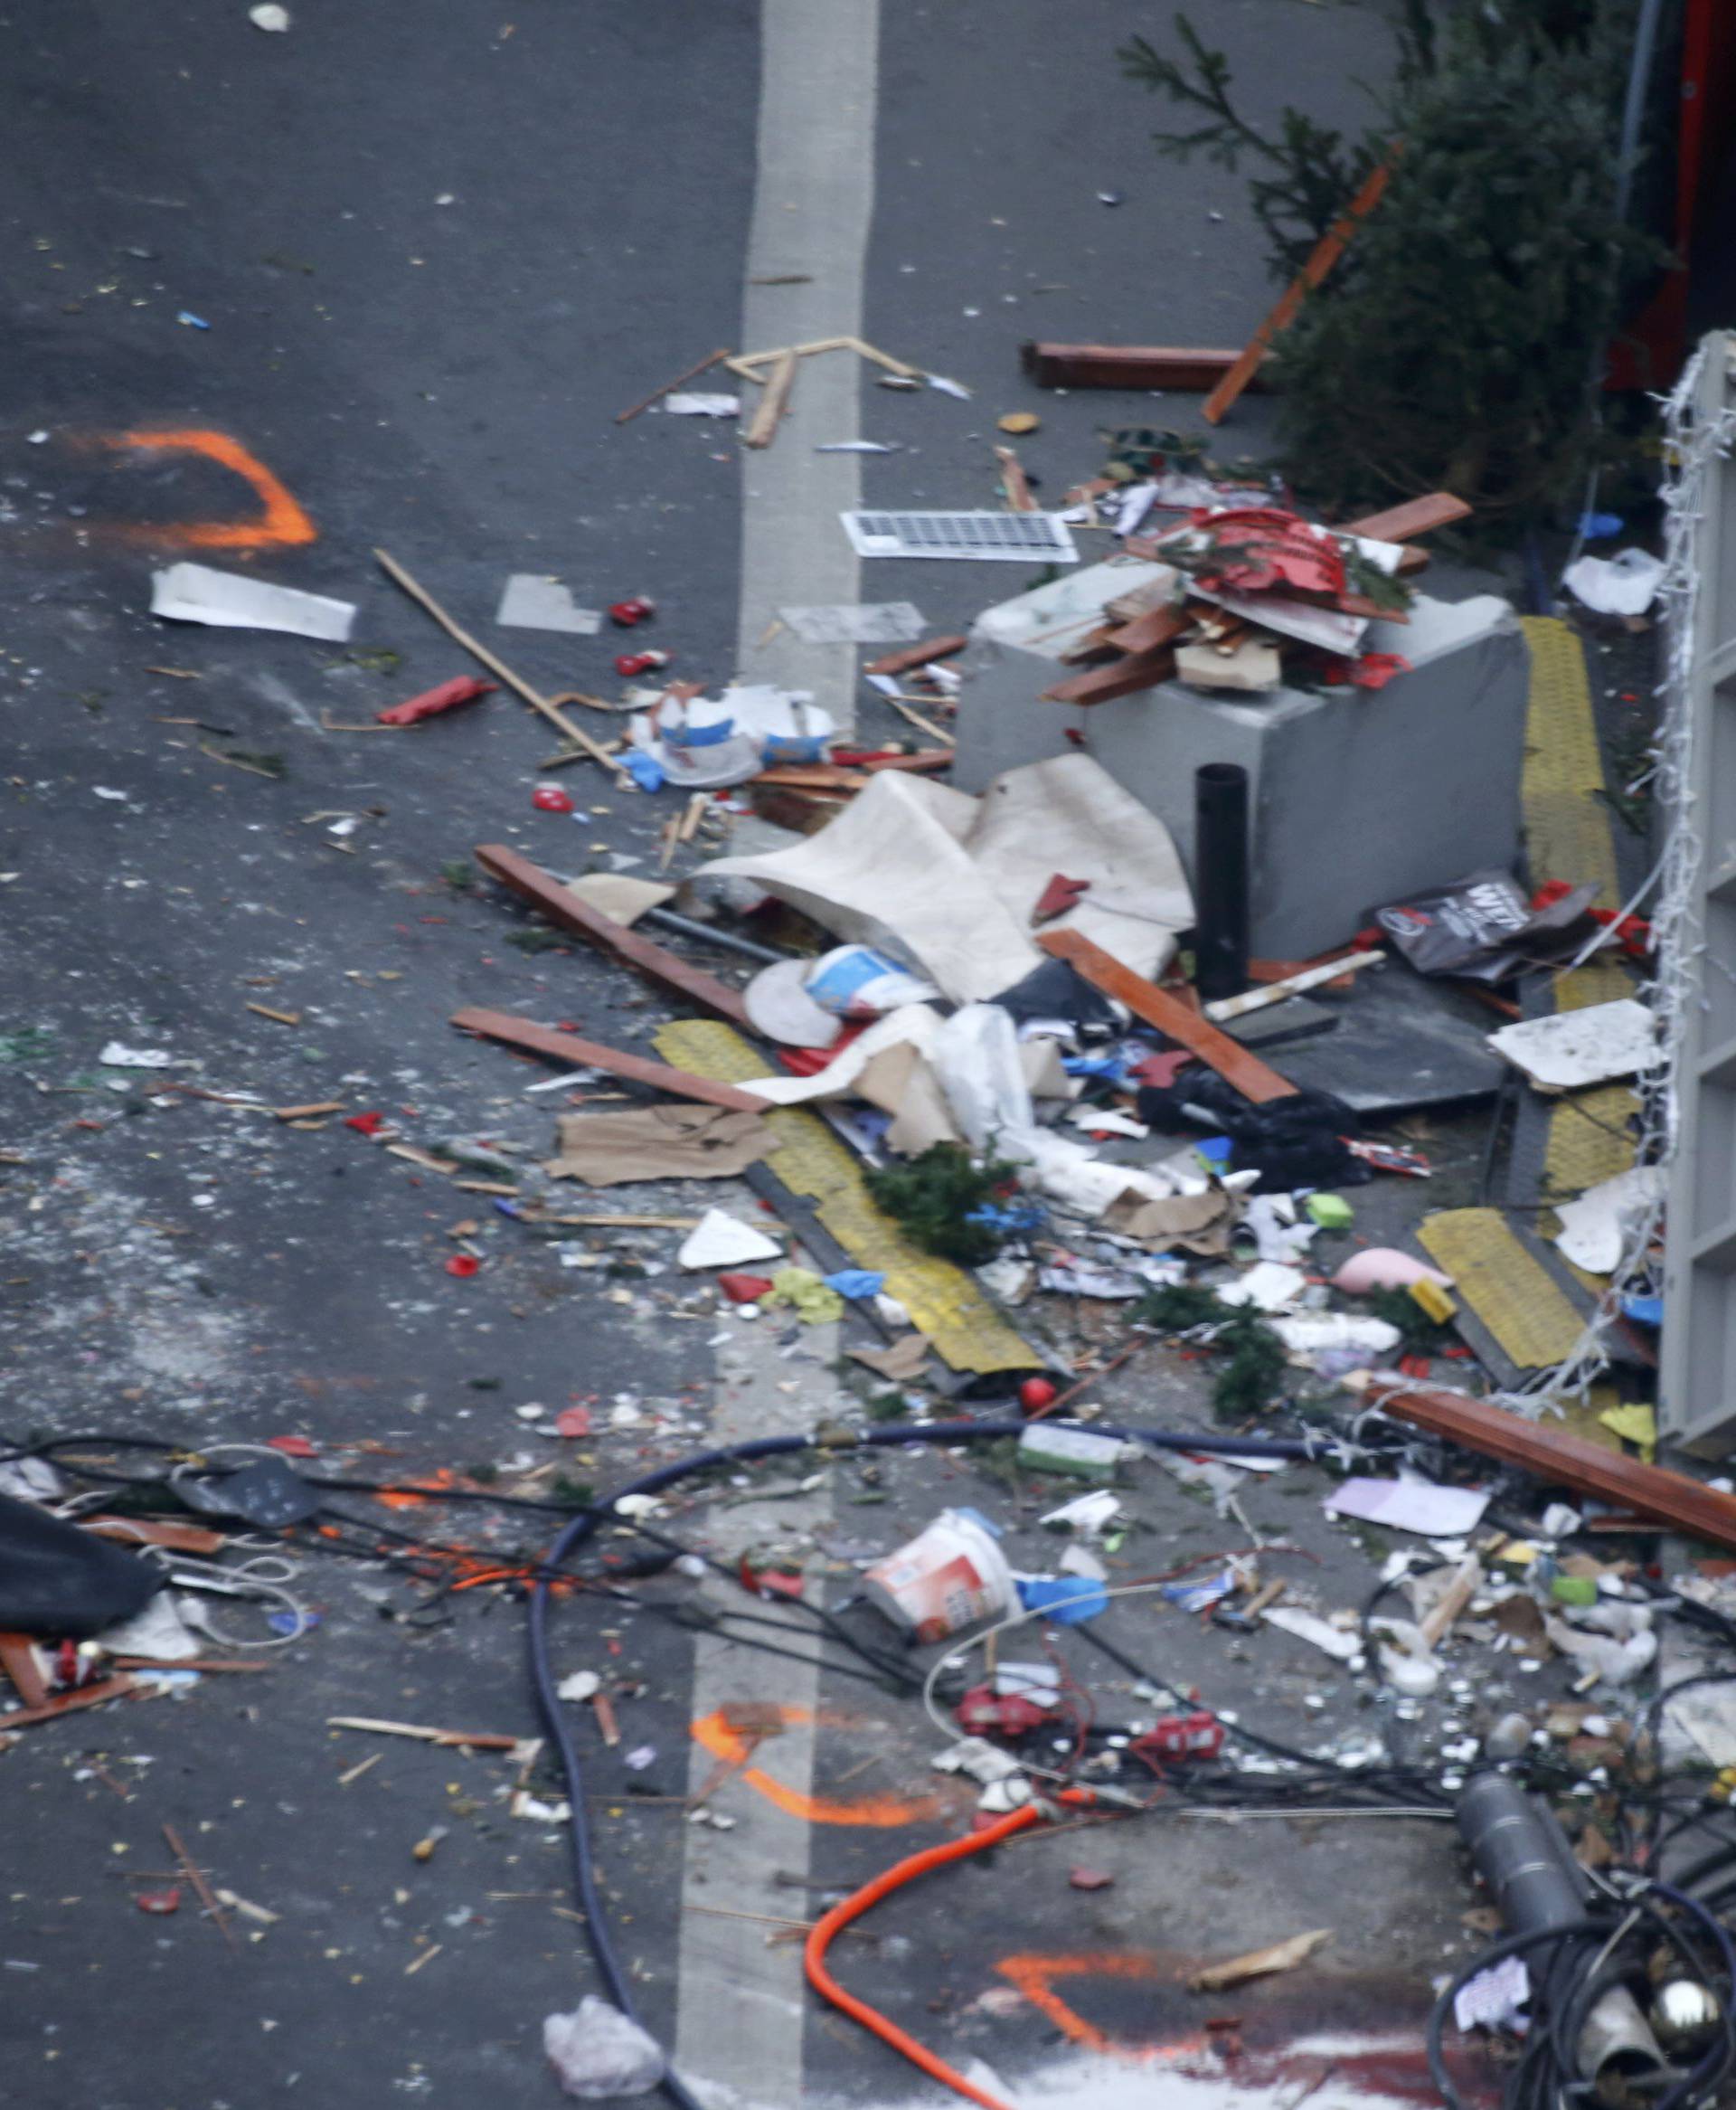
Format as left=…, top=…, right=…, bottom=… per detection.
left=373, top=550, right=631, bottom=787
left=1203, top=156, right=1395, bottom=424
left=474, top=845, right=754, bottom=1027
left=1037, top=928, right=1298, bottom=1103
left=742, top=350, right=797, bottom=449
left=733, top=336, right=856, bottom=367
left=273, top=1100, right=345, bottom=1121
left=0, top=1673, right=138, bottom=1729
left=615, top=345, right=731, bottom=425
left=994, top=445, right=1038, bottom=513
left=163, top=1821, right=236, bottom=1949
left=451, top=1008, right=770, bottom=1113
left=844, top=336, right=924, bottom=379
left=863, top=635, right=967, bottom=678
left=1371, top=1382, right=1736, bottom=1552
left=327, top=1715, right=523, bottom=1750
left=1203, top=950, right=1383, bottom=1022
left=885, top=697, right=955, bottom=746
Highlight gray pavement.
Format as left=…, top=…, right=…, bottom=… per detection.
left=0, top=6, right=1531, bottom=2108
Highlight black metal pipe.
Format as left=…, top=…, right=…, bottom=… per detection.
left=1193, top=762, right=1250, bottom=1001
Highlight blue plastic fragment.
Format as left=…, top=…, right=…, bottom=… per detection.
left=1018, top=1575, right=1107, bottom=1626
left=965, top=1200, right=1046, bottom=1234
left=1620, top=1292, right=1663, bottom=1328
left=824, top=1269, right=885, bottom=1301
left=1194, top=1136, right=1234, bottom=1168
left=1579, top=511, right=1624, bottom=540
left=620, top=749, right=665, bottom=792
left=177, top=310, right=211, bottom=329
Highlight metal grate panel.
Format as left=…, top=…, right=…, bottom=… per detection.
left=841, top=510, right=1079, bottom=562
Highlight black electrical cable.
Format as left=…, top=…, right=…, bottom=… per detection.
left=521, top=1415, right=1375, bottom=2110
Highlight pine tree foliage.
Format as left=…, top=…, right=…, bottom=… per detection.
left=1120, top=1, right=1669, bottom=523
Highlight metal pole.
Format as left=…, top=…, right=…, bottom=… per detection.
left=1193, top=762, right=1250, bottom=1001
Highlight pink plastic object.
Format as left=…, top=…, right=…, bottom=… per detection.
left=1332, top=1247, right=1453, bottom=1295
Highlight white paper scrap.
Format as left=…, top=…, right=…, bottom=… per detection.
left=495, top=575, right=603, bottom=636
left=99, top=1041, right=176, bottom=1068
left=150, top=563, right=355, bottom=642
left=1325, top=1477, right=1490, bottom=1539
left=677, top=1208, right=783, bottom=1272
left=1553, top=1164, right=1666, bottom=1275
left=663, top=393, right=740, bottom=417
left=1488, top=1000, right=1658, bottom=1093
left=778, top=602, right=926, bottom=646
left=1563, top=547, right=1665, bottom=617
left=1261, top=1605, right=1363, bottom=1662
left=1455, top=1954, right=1530, bottom=2034
left=1217, top=1261, right=1307, bottom=1313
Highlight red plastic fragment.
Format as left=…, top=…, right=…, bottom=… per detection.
left=445, top=1254, right=481, bottom=1278
left=136, top=1888, right=182, bottom=1916
left=267, top=1435, right=319, bottom=1459
left=344, top=1112, right=387, bottom=1136
left=716, top=1273, right=775, bottom=1304
left=376, top=676, right=495, bottom=726
left=1031, top=874, right=1090, bottom=926
left=555, top=1405, right=593, bottom=1439
left=1069, top=1867, right=1116, bottom=1892
left=1347, top=651, right=1410, bottom=690
left=609, top=597, right=656, bottom=628
left=614, top=650, right=670, bottom=677
left=1018, top=1377, right=1058, bottom=1415
left=531, top=785, right=574, bottom=814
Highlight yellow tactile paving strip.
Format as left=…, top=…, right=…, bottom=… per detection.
left=1418, top=1208, right=1589, bottom=1371
left=656, top=1019, right=1042, bottom=1376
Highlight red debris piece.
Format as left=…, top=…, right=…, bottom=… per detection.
left=446, top=1254, right=481, bottom=1278
left=957, top=1684, right=1052, bottom=1737
left=531, top=785, right=575, bottom=814
left=740, top=1555, right=805, bottom=1601
left=1131, top=1710, right=1225, bottom=1763
left=609, top=597, right=656, bottom=628
left=1180, top=506, right=1346, bottom=600
left=376, top=676, right=495, bottom=726
left=267, top=1435, right=319, bottom=1459
left=554, top=1405, right=593, bottom=1439
left=1031, top=874, right=1090, bottom=927
left=1347, top=651, right=1410, bottom=690
left=1069, top=1867, right=1116, bottom=1892
left=1397, top=1351, right=1434, bottom=1380
left=1018, top=1377, right=1058, bottom=1415
left=344, top=1112, right=387, bottom=1137
left=716, top=1273, right=775, bottom=1304
left=614, top=650, right=670, bottom=678
left=135, top=1888, right=182, bottom=1916
left=1532, top=878, right=1651, bottom=961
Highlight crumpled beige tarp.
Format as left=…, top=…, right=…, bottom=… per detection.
left=544, top=1104, right=775, bottom=1187
left=696, top=752, right=1192, bottom=1003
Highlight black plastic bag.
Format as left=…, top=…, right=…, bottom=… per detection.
left=989, top=957, right=1121, bottom=1039
left=0, top=1491, right=164, bottom=1639
left=1136, top=1064, right=1372, bottom=1194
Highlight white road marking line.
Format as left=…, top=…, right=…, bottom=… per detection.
left=733, top=0, right=882, bottom=732
left=674, top=1311, right=840, bottom=2107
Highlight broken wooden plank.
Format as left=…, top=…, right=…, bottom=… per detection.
left=0, top=1633, right=48, bottom=1711
left=1203, top=951, right=1383, bottom=1021
left=1370, top=1381, right=1736, bottom=1552
left=272, top=1100, right=345, bottom=1121
left=473, top=846, right=754, bottom=1028
left=994, top=445, right=1038, bottom=513
left=451, top=1008, right=770, bottom=1114
left=863, top=635, right=967, bottom=678
left=1021, top=342, right=1253, bottom=393
left=1037, top=929, right=1298, bottom=1102
left=374, top=551, right=631, bottom=787
left=1, top=1673, right=138, bottom=1729
left=615, top=345, right=731, bottom=425
left=742, top=349, right=797, bottom=449
left=1103, top=603, right=1194, bottom=657
left=1343, top=493, right=1472, bottom=544
left=1203, top=156, right=1396, bottom=424
left=82, top=1517, right=230, bottom=1556
left=1042, top=645, right=1180, bottom=706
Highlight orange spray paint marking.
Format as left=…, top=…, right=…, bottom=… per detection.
left=689, top=1704, right=948, bottom=1829
left=103, top=429, right=317, bottom=550
left=994, top=1953, right=1194, bottom=2060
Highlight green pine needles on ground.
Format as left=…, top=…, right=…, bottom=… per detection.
left=1120, top=0, right=1668, bottom=526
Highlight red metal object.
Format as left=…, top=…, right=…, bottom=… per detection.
left=609, top=597, right=656, bottom=628
left=376, top=676, right=495, bottom=726
left=1179, top=507, right=1345, bottom=600
left=531, top=784, right=574, bottom=814
left=957, top=1683, right=1054, bottom=1737
left=1131, top=1710, right=1225, bottom=1763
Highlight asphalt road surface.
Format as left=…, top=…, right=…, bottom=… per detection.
left=0, top=7, right=1516, bottom=2109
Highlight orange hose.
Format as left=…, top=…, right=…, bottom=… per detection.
left=804, top=1790, right=1090, bottom=2110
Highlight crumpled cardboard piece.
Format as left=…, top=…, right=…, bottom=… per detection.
left=850, top=1334, right=932, bottom=1383
left=1100, top=1185, right=1239, bottom=1255
left=544, top=1104, right=774, bottom=1187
